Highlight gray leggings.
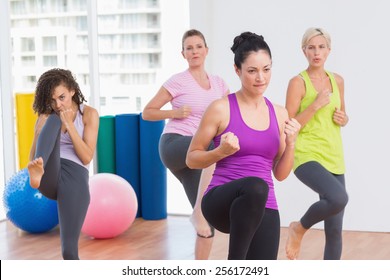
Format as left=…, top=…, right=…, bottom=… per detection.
left=159, top=133, right=214, bottom=236
left=295, top=161, right=348, bottom=260
left=35, top=114, right=90, bottom=260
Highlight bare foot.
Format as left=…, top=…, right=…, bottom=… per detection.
left=285, top=221, right=307, bottom=260
left=190, top=208, right=212, bottom=238
left=27, top=157, right=44, bottom=189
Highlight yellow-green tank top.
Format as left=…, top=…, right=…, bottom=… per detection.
left=293, top=70, right=345, bottom=174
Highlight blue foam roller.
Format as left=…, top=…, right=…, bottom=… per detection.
left=139, top=115, right=167, bottom=220
left=115, top=114, right=141, bottom=217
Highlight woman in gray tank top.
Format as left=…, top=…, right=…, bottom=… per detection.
left=27, top=68, right=99, bottom=260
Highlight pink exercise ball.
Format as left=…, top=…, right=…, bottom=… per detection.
left=81, top=173, right=138, bottom=239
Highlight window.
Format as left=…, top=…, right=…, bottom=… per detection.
left=21, top=56, right=35, bottom=66
left=21, top=37, right=35, bottom=52
left=148, top=53, right=159, bottom=68
left=43, top=55, right=58, bottom=67
left=76, top=35, right=89, bottom=51
left=42, top=36, right=57, bottom=51
left=147, top=14, right=159, bottom=28
left=0, top=88, right=5, bottom=220
left=147, top=34, right=159, bottom=48
left=21, top=75, right=37, bottom=89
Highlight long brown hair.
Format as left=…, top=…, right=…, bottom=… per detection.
left=33, top=68, right=86, bottom=115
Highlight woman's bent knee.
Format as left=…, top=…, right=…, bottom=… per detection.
left=244, top=177, right=269, bottom=196
left=330, top=190, right=348, bottom=213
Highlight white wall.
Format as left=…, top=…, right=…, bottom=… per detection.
left=159, top=0, right=193, bottom=215
left=189, top=0, right=390, bottom=232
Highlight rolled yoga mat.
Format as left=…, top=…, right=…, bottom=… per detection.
left=139, top=115, right=167, bottom=220
left=15, top=93, right=37, bottom=169
left=96, top=115, right=116, bottom=174
left=115, top=114, right=141, bottom=217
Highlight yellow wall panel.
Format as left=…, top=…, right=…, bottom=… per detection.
left=15, top=93, right=37, bottom=169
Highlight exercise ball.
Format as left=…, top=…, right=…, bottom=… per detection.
left=2, top=168, right=59, bottom=233
left=81, top=173, right=138, bottom=239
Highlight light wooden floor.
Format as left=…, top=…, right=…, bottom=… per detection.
left=1, top=215, right=389, bottom=260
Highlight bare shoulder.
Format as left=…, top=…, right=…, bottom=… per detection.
left=82, top=105, right=99, bottom=123
left=332, top=72, right=344, bottom=85
left=207, top=95, right=229, bottom=114
left=288, top=74, right=305, bottom=88
left=271, top=102, right=289, bottom=121
left=286, top=75, right=306, bottom=102
left=202, top=95, right=230, bottom=129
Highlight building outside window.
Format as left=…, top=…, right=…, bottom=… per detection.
left=9, top=0, right=165, bottom=114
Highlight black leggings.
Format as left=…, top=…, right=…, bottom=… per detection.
left=295, top=161, right=348, bottom=260
left=35, top=114, right=90, bottom=260
left=202, top=177, right=280, bottom=260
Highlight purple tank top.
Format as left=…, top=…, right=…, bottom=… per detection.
left=60, top=104, right=89, bottom=170
left=206, top=94, right=280, bottom=210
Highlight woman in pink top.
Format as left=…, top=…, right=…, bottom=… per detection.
left=142, top=29, right=229, bottom=260
left=27, top=68, right=99, bottom=259
left=186, top=32, right=300, bottom=259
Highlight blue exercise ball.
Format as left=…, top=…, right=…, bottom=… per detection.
left=2, top=168, right=59, bottom=233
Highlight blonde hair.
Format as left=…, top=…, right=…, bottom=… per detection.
left=301, top=27, right=331, bottom=49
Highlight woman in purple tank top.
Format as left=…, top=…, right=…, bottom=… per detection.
left=186, top=32, right=301, bottom=260
left=27, top=68, right=99, bottom=259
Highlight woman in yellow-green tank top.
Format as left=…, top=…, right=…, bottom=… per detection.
left=294, top=70, right=345, bottom=173
left=285, top=27, right=349, bottom=260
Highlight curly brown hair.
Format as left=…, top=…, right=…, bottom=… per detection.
left=33, top=68, right=87, bottom=115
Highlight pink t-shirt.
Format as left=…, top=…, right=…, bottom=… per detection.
left=162, top=69, right=228, bottom=136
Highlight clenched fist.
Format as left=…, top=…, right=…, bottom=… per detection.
left=173, top=105, right=192, bottom=119
left=60, top=108, right=75, bottom=129
left=333, top=108, right=348, bottom=126
left=284, top=118, right=301, bottom=147
left=219, top=132, right=240, bottom=156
